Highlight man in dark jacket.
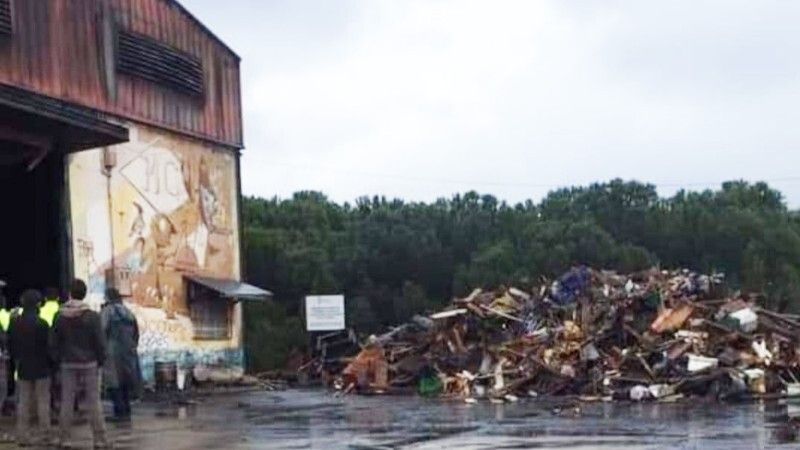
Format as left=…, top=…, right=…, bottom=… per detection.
left=9, top=289, right=54, bottom=446
left=100, top=288, right=141, bottom=422
left=52, top=279, right=109, bottom=448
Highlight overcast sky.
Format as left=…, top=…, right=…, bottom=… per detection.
left=182, top=0, right=800, bottom=206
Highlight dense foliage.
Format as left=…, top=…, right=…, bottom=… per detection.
left=242, top=180, right=800, bottom=370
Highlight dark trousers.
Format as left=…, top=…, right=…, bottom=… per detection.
left=108, top=386, right=131, bottom=418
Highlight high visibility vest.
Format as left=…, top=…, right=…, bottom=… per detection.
left=40, top=300, right=60, bottom=327
left=0, top=308, right=10, bottom=332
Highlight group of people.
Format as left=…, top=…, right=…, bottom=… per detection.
left=0, top=279, right=142, bottom=448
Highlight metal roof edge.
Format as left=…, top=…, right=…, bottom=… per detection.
left=168, top=0, right=242, bottom=62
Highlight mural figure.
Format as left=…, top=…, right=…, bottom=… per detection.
left=128, top=202, right=145, bottom=238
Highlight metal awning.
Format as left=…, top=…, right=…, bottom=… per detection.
left=0, top=83, right=129, bottom=151
left=185, top=275, right=273, bottom=301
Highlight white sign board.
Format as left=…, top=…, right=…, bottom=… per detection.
left=305, top=295, right=346, bottom=331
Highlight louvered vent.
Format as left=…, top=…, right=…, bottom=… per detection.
left=117, top=30, right=204, bottom=97
left=0, top=0, right=12, bottom=36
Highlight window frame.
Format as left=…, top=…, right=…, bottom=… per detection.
left=187, top=282, right=233, bottom=341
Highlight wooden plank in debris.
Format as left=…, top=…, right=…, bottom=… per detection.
left=508, top=287, right=531, bottom=302
left=430, top=309, right=468, bottom=320
left=464, top=303, right=486, bottom=318
left=455, top=288, right=483, bottom=304
left=756, top=308, right=800, bottom=329
left=479, top=304, right=524, bottom=323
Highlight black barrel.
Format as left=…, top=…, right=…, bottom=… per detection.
left=155, top=361, right=177, bottom=392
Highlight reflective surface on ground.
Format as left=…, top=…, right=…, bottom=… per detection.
left=2, top=389, right=800, bottom=449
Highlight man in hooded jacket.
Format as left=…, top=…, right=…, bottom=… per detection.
left=52, top=279, right=109, bottom=448
left=100, top=288, right=141, bottom=422
left=9, top=289, right=54, bottom=446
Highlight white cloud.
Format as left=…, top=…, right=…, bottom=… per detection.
left=183, top=0, right=800, bottom=206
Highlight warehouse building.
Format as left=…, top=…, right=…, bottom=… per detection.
left=0, top=0, right=267, bottom=381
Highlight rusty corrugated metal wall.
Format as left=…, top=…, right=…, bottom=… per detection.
left=0, top=0, right=242, bottom=148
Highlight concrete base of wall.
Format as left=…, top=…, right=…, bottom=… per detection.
left=139, top=348, right=244, bottom=386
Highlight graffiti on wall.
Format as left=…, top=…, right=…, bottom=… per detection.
left=69, top=124, right=242, bottom=368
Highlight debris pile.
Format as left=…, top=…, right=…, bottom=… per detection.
left=327, top=267, right=800, bottom=403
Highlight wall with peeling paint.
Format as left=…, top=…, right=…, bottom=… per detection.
left=67, top=123, right=243, bottom=382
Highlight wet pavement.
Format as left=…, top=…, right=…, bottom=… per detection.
left=3, top=389, right=800, bottom=448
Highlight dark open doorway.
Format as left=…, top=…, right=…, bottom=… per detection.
left=0, top=84, right=128, bottom=304
left=0, top=141, right=65, bottom=304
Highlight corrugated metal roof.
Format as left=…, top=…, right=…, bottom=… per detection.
left=0, top=0, right=243, bottom=149
left=186, top=275, right=273, bottom=301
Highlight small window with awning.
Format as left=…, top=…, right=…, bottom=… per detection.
left=185, top=275, right=272, bottom=340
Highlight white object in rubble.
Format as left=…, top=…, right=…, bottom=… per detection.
left=785, top=383, right=800, bottom=397
left=581, top=343, right=601, bottom=362
left=493, top=359, right=506, bottom=390
left=630, top=385, right=651, bottom=401
left=459, top=370, right=476, bottom=381
left=744, top=368, right=765, bottom=380
left=676, top=330, right=708, bottom=341
left=752, top=339, right=773, bottom=365
left=625, top=279, right=635, bottom=293
left=177, top=368, right=187, bottom=391
left=687, top=354, right=718, bottom=372
left=504, top=394, right=519, bottom=402
left=528, top=390, right=539, bottom=398
left=464, top=397, right=478, bottom=404
left=648, top=384, right=673, bottom=399
left=729, top=308, right=758, bottom=333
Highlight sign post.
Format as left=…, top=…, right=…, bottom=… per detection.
left=305, top=295, right=345, bottom=331
left=305, top=295, right=346, bottom=366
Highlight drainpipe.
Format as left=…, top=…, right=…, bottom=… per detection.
left=103, top=148, right=117, bottom=288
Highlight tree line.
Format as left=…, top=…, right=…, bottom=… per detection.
left=241, top=179, right=800, bottom=370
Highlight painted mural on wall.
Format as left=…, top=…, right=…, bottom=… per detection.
left=68, top=124, right=242, bottom=373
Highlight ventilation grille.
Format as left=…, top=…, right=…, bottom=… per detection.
left=0, top=0, right=12, bottom=36
left=117, top=30, right=204, bottom=96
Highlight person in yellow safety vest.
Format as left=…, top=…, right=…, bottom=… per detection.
left=0, top=280, right=10, bottom=332
left=0, top=280, right=10, bottom=440
left=40, top=287, right=61, bottom=328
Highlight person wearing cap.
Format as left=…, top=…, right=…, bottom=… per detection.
left=8, top=289, right=54, bottom=446
left=100, top=288, right=141, bottom=422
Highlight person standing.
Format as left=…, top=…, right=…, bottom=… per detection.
left=40, top=288, right=62, bottom=420
left=0, top=281, right=10, bottom=441
left=52, top=279, right=110, bottom=448
left=40, top=287, right=61, bottom=328
left=8, top=290, right=54, bottom=446
left=100, top=288, right=141, bottom=422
